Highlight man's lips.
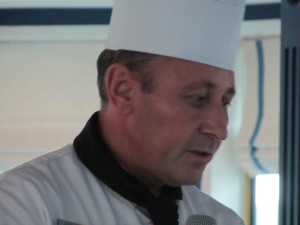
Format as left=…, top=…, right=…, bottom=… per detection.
left=186, top=150, right=213, bottom=164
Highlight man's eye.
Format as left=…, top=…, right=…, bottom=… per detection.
left=222, top=101, right=231, bottom=108
left=185, top=96, right=207, bottom=106
left=192, top=96, right=207, bottom=102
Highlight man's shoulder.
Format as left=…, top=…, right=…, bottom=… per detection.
left=0, top=145, right=77, bottom=188
left=181, top=185, right=225, bottom=207
left=0, top=145, right=84, bottom=223
left=180, top=185, right=245, bottom=225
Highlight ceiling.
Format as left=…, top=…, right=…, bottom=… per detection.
left=0, top=0, right=281, bottom=42
left=0, top=0, right=281, bottom=8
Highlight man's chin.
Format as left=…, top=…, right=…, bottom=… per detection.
left=167, top=175, right=203, bottom=187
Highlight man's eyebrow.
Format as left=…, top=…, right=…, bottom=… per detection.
left=182, top=82, right=214, bottom=91
left=226, top=87, right=236, bottom=96
left=182, top=82, right=236, bottom=95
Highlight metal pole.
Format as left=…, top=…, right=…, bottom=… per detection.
left=280, top=1, right=300, bottom=225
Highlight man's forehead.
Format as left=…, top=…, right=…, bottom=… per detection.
left=152, top=56, right=235, bottom=93
left=182, top=80, right=236, bottom=94
left=160, top=56, right=234, bottom=75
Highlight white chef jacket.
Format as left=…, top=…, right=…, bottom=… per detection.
left=0, top=145, right=245, bottom=225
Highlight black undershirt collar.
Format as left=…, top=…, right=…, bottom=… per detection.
left=73, top=112, right=182, bottom=225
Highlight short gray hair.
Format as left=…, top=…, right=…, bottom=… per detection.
left=97, top=49, right=161, bottom=105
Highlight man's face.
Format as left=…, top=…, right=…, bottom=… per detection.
left=125, top=56, right=235, bottom=189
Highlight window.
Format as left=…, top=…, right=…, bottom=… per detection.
left=254, top=174, right=279, bottom=225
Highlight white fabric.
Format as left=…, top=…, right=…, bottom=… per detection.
left=0, top=145, right=244, bottom=225
left=106, top=0, right=246, bottom=70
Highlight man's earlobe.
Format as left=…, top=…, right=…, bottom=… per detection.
left=105, top=63, right=134, bottom=114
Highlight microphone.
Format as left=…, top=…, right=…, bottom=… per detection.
left=185, top=215, right=217, bottom=225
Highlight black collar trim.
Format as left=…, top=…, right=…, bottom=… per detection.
left=73, top=112, right=182, bottom=225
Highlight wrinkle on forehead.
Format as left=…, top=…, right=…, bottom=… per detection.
left=182, top=81, right=236, bottom=96
left=152, top=56, right=235, bottom=94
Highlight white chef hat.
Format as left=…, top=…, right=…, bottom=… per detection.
left=106, top=0, right=246, bottom=71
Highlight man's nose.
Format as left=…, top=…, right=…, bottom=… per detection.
left=198, top=106, right=228, bottom=140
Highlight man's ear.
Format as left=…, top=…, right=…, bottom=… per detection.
left=105, top=63, right=136, bottom=115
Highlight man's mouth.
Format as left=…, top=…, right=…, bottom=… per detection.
left=187, top=150, right=213, bottom=164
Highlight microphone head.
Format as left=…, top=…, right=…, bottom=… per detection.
left=185, top=215, right=217, bottom=225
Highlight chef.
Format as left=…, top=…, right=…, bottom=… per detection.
left=0, top=0, right=246, bottom=224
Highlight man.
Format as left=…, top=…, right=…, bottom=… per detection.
left=0, top=0, right=246, bottom=224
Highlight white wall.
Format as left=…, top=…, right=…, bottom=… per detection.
left=202, top=137, right=246, bottom=219
left=0, top=34, right=106, bottom=171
